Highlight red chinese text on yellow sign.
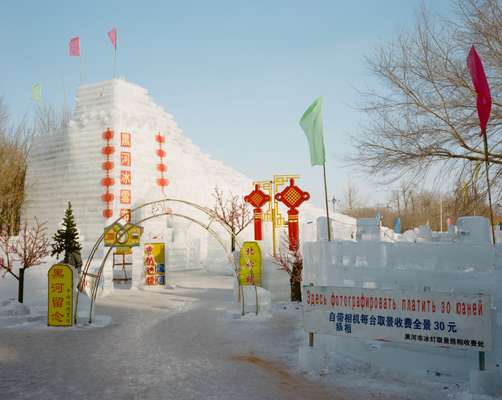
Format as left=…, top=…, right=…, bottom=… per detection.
left=120, top=151, right=131, bottom=166
left=120, top=170, right=132, bottom=185
left=120, top=132, right=131, bottom=147
left=120, top=189, right=131, bottom=204
left=120, top=208, right=131, bottom=223
left=239, top=242, right=262, bottom=286
left=48, top=264, right=74, bottom=326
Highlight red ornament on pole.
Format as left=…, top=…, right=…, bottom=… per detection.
left=275, top=178, right=310, bottom=251
left=244, top=184, right=271, bottom=241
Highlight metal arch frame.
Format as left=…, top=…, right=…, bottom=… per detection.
left=76, top=198, right=256, bottom=324
left=79, top=198, right=239, bottom=285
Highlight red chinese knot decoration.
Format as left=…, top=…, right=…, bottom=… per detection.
left=275, top=178, right=310, bottom=250
left=244, top=184, right=271, bottom=241
left=101, top=129, right=115, bottom=218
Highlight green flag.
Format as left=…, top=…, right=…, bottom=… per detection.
left=299, top=97, right=326, bottom=166
left=31, top=84, right=42, bottom=101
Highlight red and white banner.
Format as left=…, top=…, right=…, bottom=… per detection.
left=302, top=285, right=492, bottom=351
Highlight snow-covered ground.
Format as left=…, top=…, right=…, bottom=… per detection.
left=1, top=269, right=501, bottom=399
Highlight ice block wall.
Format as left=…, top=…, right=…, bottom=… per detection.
left=302, top=217, right=502, bottom=380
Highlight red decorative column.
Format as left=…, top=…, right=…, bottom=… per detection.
left=101, top=129, right=115, bottom=219
left=244, top=184, right=271, bottom=241
left=274, top=178, right=310, bottom=250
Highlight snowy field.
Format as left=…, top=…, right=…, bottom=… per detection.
left=0, top=268, right=501, bottom=399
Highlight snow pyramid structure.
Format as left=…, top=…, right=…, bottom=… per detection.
left=23, top=79, right=252, bottom=265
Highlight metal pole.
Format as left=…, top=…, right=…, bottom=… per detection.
left=322, top=163, right=332, bottom=241
left=479, top=350, right=485, bottom=371
left=272, top=206, right=277, bottom=257
left=113, top=48, right=117, bottom=79
left=440, top=196, right=443, bottom=233
left=482, top=129, right=496, bottom=244
left=113, top=31, right=117, bottom=78
left=309, top=283, right=314, bottom=346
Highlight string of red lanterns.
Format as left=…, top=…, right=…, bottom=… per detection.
left=155, top=133, right=169, bottom=192
left=101, top=129, right=115, bottom=218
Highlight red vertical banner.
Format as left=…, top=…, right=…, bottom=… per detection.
left=120, top=132, right=132, bottom=221
left=467, top=46, right=492, bottom=135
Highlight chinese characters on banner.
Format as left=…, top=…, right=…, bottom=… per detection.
left=239, top=241, right=262, bottom=286
left=144, top=243, right=165, bottom=286
left=120, top=132, right=132, bottom=222
left=302, top=286, right=492, bottom=351
left=48, top=264, right=74, bottom=326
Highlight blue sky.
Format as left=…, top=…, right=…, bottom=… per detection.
left=0, top=0, right=454, bottom=208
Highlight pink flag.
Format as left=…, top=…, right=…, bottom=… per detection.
left=108, top=28, right=117, bottom=49
left=467, top=46, right=492, bottom=135
left=69, top=36, right=80, bottom=56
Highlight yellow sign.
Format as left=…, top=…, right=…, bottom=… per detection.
left=114, top=246, right=132, bottom=255
left=104, top=222, right=143, bottom=247
left=144, top=243, right=166, bottom=286
left=48, top=264, right=74, bottom=326
left=239, top=241, right=262, bottom=286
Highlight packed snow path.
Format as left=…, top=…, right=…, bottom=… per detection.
left=0, top=271, right=336, bottom=400
left=0, top=271, right=477, bottom=399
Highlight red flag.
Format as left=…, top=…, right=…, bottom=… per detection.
left=108, top=28, right=117, bottom=49
left=467, top=46, right=492, bottom=135
left=69, top=36, right=80, bottom=56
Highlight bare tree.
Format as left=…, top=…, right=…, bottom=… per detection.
left=33, top=103, right=70, bottom=134
left=352, top=0, right=502, bottom=200
left=212, top=187, right=251, bottom=252
left=0, top=219, right=50, bottom=303
left=273, top=238, right=303, bottom=302
left=0, top=98, right=31, bottom=235
left=0, top=99, right=71, bottom=235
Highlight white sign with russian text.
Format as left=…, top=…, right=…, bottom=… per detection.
left=302, top=286, right=492, bottom=351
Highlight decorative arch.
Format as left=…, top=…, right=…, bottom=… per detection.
left=76, top=198, right=254, bottom=324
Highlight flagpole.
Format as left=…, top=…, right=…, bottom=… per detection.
left=79, top=53, right=83, bottom=84
left=113, top=31, right=117, bottom=79
left=482, top=128, right=496, bottom=244
left=322, top=163, right=332, bottom=241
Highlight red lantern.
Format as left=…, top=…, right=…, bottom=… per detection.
left=101, top=193, right=115, bottom=203
left=101, top=177, right=115, bottom=187
left=157, top=177, right=169, bottom=187
left=102, top=161, right=114, bottom=171
left=275, top=178, right=310, bottom=250
left=101, top=145, right=115, bottom=155
left=102, top=129, right=114, bottom=140
left=155, top=133, right=165, bottom=143
left=103, top=209, right=113, bottom=218
left=244, top=184, right=271, bottom=241
left=156, top=163, right=167, bottom=172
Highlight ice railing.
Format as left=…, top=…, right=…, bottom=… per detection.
left=302, top=240, right=501, bottom=296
